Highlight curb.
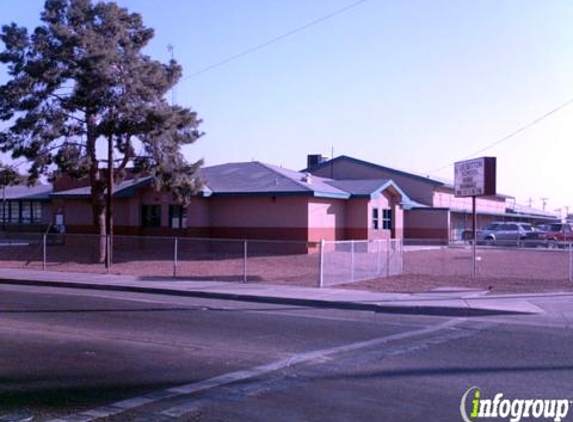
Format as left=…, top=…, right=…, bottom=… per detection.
left=0, top=278, right=532, bottom=317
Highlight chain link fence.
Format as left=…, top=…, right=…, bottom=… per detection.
left=0, top=233, right=325, bottom=286
left=3, top=233, right=573, bottom=290
left=0, top=232, right=403, bottom=287
left=320, top=239, right=402, bottom=287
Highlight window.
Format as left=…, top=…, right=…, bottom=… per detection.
left=382, top=209, right=392, bottom=230
left=0, top=202, right=5, bottom=225
left=506, top=224, right=519, bottom=231
left=169, top=205, right=187, bottom=229
left=372, top=208, right=379, bottom=230
left=0, top=201, right=42, bottom=225
left=141, top=205, right=161, bottom=228
left=21, top=202, right=31, bottom=224
left=32, top=202, right=42, bottom=223
left=9, top=202, right=19, bottom=224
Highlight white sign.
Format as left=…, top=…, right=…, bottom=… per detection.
left=454, top=157, right=496, bottom=197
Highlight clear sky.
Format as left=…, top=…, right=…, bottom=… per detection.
left=2, top=0, right=573, bottom=214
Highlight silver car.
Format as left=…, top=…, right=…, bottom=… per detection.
left=476, top=222, right=546, bottom=247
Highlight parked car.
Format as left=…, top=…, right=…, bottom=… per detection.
left=473, top=221, right=546, bottom=247
left=536, top=223, right=573, bottom=248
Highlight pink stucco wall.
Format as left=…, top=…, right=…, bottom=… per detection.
left=205, top=196, right=310, bottom=240
left=341, top=192, right=404, bottom=240
left=404, top=209, right=450, bottom=240
left=187, top=198, right=210, bottom=228
left=59, top=199, right=92, bottom=225
left=345, top=198, right=368, bottom=237
left=392, top=202, right=404, bottom=239
left=209, top=196, right=308, bottom=228
left=368, top=192, right=404, bottom=240
left=40, top=202, right=53, bottom=225
left=55, top=185, right=406, bottom=242
left=113, top=198, right=131, bottom=226
left=307, top=198, right=345, bottom=241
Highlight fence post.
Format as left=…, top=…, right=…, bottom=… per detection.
left=386, top=238, right=391, bottom=277
left=318, top=239, right=325, bottom=288
left=376, top=240, right=381, bottom=276
left=173, top=237, right=178, bottom=278
left=350, top=240, right=355, bottom=283
left=569, top=242, right=573, bottom=283
left=42, top=234, right=46, bottom=271
left=399, top=239, right=404, bottom=275
left=243, top=240, right=248, bottom=283
left=106, top=235, right=111, bottom=273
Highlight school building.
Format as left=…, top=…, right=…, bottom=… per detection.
left=305, top=155, right=559, bottom=240
left=1, top=161, right=409, bottom=244
left=1, top=156, right=558, bottom=244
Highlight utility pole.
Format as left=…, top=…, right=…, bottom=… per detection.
left=105, top=133, right=114, bottom=269
left=330, top=145, right=334, bottom=179
left=2, top=174, right=5, bottom=230
left=541, top=197, right=548, bottom=211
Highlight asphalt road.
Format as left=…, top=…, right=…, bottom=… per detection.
left=1, top=284, right=573, bottom=422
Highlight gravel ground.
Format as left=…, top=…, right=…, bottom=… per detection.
left=1, top=241, right=572, bottom=294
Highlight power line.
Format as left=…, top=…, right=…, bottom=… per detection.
left=428, top=96, right=573, bottom=174
left=182, top=0, right=370, bottom=80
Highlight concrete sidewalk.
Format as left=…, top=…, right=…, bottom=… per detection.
left=0, top=267, right=559, bottom=316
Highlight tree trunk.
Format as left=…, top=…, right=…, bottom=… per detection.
left=92, top=180, right=106, bottom=263
left=86, top=112, right=107, bottom=263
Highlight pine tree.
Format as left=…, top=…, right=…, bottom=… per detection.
left=0, top=0, right=203, bottom=261
left=0, top=163, right=24, bottom=187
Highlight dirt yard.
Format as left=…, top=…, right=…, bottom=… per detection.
left=345, top=247, right=573, bottom=294
left=1, top=239, right=572, bottom=294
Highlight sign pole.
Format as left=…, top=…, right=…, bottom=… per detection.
left=454, top=157, right=496, bottom=279
left=472, top=195, right=477, bottom=278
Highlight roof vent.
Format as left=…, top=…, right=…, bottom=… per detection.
left=301, top=172, right=312, bottom=184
